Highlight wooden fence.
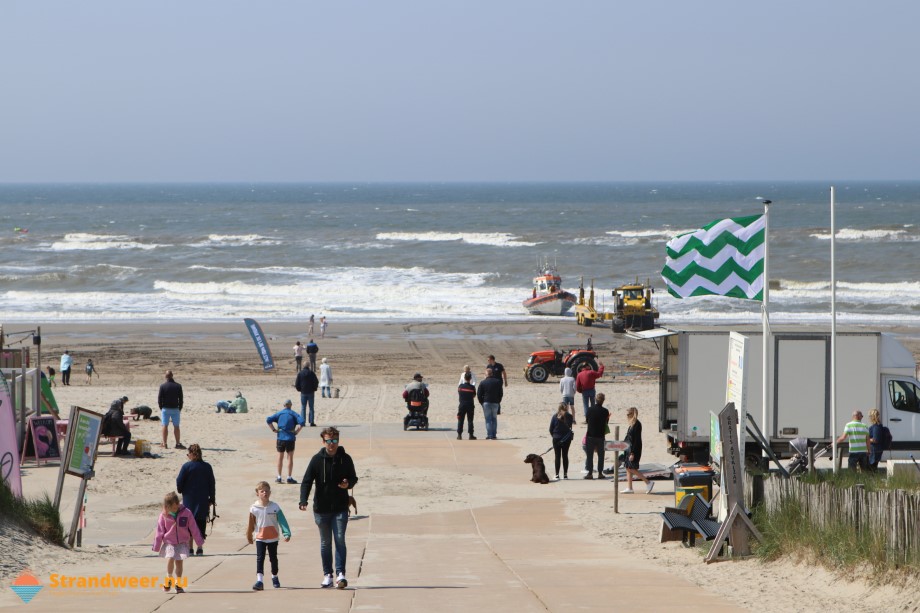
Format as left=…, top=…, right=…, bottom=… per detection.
left=744, top=474, right=920, bottom=565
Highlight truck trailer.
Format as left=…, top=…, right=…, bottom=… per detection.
left=639, top=326, right=920, bottom=465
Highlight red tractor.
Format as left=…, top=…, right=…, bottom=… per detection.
left=524, top=348, right=598, bottom=383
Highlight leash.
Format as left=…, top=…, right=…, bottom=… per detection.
left=910, top=455, right=920, bottom=476
left=207, top=503, right=219, bottom=537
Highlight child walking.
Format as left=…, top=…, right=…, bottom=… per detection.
left=246, top=481, right=291, bottom=590
left=85, top=359, right=98, bottom=384
left=152, top=491, right=204, bottom=593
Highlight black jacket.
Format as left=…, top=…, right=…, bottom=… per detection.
left=458, top=382, right=476, bottom=409
left=158, top=380, right=183, bottom=410
left=294, top=368, right=319, bottom=393
left=300, top=446, right=358, bottom=513
left=624, top=421, right=643, bottom=456
left=476, top=376, right=503, bottom=405
left=585, top=404, right=610, bottom=438
left=101, top=399, right=130, bottom=437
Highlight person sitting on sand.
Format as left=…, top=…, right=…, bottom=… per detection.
left=216, top=391, right=248, bottom=414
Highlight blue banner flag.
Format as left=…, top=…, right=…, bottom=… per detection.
left=243, top=318, right=275, bottom=371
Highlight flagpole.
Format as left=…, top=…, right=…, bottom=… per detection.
left=830, top=186, right=838, bottom=473
left=762, top=200, right=772, bottom=463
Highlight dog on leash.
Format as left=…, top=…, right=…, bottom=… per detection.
left=524, top=454, right=550, bottom=484
left=130, top=405, right=153, bottom=420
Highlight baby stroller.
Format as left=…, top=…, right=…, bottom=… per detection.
left=403, top=387, right=429, bottom=431
left=786, top=437, right=832, bottom=475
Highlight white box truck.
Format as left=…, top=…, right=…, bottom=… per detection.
left=638, top=326, right=920, bottom=464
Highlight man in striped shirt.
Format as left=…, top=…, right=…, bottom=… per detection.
left=836, top=410, right=869, bottom=471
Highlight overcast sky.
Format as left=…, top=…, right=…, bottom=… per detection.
left=2, top=1, right=918, bottom=183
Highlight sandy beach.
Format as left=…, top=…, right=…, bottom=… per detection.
left=3, top=319, right=920, bottom=611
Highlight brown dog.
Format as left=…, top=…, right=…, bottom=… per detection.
left=524, top=454, right=550, bottom=484
left=348, top=495, right=358, bottom=516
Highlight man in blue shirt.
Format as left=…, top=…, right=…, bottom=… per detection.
left=267, top=400, right=305, bottom=484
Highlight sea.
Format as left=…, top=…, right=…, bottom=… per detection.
left=0, top=182, right=917, bottom=326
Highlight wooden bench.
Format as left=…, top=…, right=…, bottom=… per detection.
left=660, top=493, right=719, bottom=546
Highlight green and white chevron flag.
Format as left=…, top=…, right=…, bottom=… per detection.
left=662, top=214, right=765, bottom=300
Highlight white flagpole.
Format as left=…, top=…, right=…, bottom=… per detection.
left=762, top=200, right=772, bottom=462
left=830, top=186, right=838, bottom=473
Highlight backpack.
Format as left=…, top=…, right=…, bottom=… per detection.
left=880, top=426, right=893, bottom=451
left=407, top=386, right=427, bottom=408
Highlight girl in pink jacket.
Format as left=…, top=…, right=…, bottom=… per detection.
left=152, top=491, right=204, bottom=593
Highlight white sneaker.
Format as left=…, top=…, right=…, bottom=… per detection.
left=321, top=574, right=333, bottom=588
left=620, top=488, right=634, bottom=494
left=335, top=572, right=348, bottom=589
left=646, top=482, right=655, bottom=494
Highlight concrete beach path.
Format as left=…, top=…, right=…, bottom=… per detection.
left=4, top=422, right=743, bottom=612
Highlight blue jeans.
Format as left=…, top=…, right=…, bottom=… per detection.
left=482, top=402, right=499, bottom=439
left=215, top=401, right=235, bottom=413
left=321, top=386, right=331, bottom=398
left=300, top=392, right=315, bottom=425
left=581, top=389, right=596, bottom=417
left=314, top=510, right=348, bottom=575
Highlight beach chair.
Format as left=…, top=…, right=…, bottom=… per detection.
left=659, top=493, right=717, bottom=547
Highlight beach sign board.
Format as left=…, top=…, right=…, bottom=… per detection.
left=0, top=370, right=22, bottom=496
left=244, top=317, right=275, bottom=371
left=21, top=415, right=61, bottom=465
left=604, top=440, right=629, bottom=452
left=63, top=407, right=103, bottom=478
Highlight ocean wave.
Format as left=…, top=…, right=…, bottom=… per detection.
left=376, top=231, right=538, bottom=247
left=810, top=228, right=917, bottom=241
left=48, top=233, right=161, bottom=251
left=188, top=234, right=283, bottom=247
left=606, top=229, right=695, bottom=240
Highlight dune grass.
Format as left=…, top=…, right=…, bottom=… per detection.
left=752, top=469, right=920, bottom=579
left=0, top=479, right=65, bottom=546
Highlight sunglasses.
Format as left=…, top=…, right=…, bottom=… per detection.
left=323, top=439, right=339, bottom=444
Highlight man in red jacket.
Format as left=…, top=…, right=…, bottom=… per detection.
left=575, top=362, right=605, bottom=419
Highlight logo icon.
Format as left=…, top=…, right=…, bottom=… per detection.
left=11, top=570, right=43, bottom=604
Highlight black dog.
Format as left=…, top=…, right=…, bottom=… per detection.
left=524, top=454, right=550, bottom=484
left=130, top=405, right=153, bottom=420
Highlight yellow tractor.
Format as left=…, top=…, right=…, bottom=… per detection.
left=573, top=278, right=613, bottom=327
left=610, top=279, right=659, bottom=333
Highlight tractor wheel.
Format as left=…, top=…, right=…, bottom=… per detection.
left=524, top=369, right=533, bottom=382
left=612, top=318, right=625, bottom=333
left=584, top=318, right=593, bottom=327
left=529, top=364, right=549, bottom=383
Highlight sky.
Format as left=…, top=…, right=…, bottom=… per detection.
left=1, top=1, right=919, bottom=183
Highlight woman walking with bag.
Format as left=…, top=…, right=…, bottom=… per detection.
left=621, top=407, right=654, bottom=494
left=549, top=402, right=575, bottom=480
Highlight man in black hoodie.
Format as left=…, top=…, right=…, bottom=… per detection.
left=299, top=427, right=358, bottom=590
